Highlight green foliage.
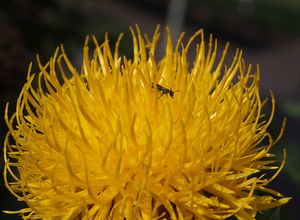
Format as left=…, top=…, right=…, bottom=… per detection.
left=282, top=100, right=300, bottom=118
left=256, top=207, right=281, bottom=220
left=194, top=0, right=300, bottom=35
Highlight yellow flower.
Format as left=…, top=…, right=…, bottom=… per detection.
left=4, top=26, right=290, bottom=219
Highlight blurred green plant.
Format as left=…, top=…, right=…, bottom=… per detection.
left=256, top=207, right=281, bottom=220
left=282, top=100, right=300, bottom=118
left=197, top=0, right=300, bottom=35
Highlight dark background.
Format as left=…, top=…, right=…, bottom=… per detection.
left=1, top=0, right=300, bottom=219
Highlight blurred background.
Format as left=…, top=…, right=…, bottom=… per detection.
left=0, top=0, right=299, bottom=219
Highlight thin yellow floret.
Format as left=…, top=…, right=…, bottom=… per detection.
left=4, top=26, right=290, bottom=219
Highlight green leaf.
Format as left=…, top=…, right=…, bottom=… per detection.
left=256, top=207, right=281, bottom=220
left=284, top=143, right=300, bottom=186
left=282, top=100, right=300, bottom=118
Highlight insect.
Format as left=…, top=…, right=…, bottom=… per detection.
left=151, top=83, right=179, bottom=99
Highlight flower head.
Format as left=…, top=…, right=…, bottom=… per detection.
left=4, top=26, right=290, bottom=219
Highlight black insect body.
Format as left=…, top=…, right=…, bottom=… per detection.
left=152, top=83, right=179, bottom=99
